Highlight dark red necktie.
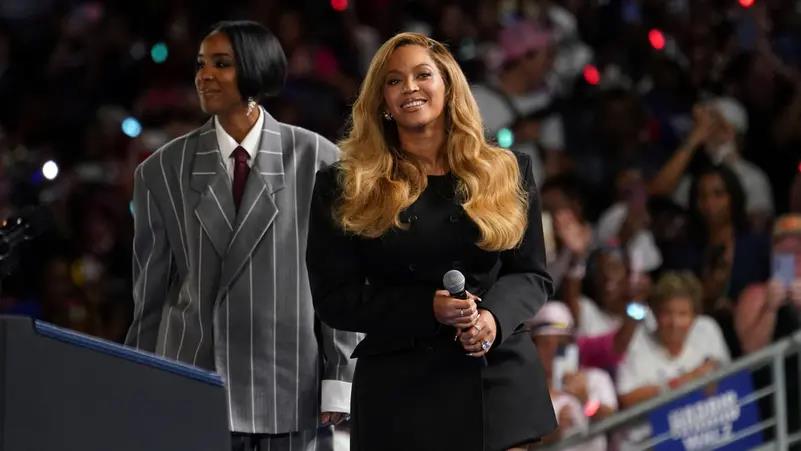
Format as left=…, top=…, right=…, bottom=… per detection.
left=232, top=146, right=250, bottom=212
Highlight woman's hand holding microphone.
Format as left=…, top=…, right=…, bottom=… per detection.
left=435, top=270, right=498, bottom=357
left=432, top=289, right=497, bottom=358
left=433, top=289, right=480, bottom=329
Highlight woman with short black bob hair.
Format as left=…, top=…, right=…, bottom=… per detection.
left=128, top=19, right=357, bottom=451
left=209, top=20, right=287, bottom=101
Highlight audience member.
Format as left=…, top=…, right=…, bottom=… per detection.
left=473, top=19, right=566, bottom=185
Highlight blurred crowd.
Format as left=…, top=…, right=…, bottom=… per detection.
left=4, top=0, right=801, bottom=447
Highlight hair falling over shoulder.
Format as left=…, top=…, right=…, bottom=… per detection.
left=336, top=32, right=528, bottom=251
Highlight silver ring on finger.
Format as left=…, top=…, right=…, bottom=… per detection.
left=459, top=308, right=464, bottom=317
left=474, top=324, right=482, bottom=332
left=481, top=340, right=492, bottom=351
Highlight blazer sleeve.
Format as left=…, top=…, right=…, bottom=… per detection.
left=479, top=153, right=554, bottom=344
left=124, top=164, right=174, bottom=351
left=311, top=136, right=360, bottom=413
left=306, top=167, right=440, bottom=336
left=317, top=321, right=361, bottom=413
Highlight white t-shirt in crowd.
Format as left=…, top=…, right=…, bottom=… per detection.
left=550, top=391, right=606, bottom=451
left=595, top=202, right=663, bottom=272
left=577, top=296, right=623, bottom=338
left=577, top=297, right=722, bottom=342
left=471, top=84, right=565, bottom=186
left=613, top=317, right=731, bottom=449
left=584, top=367, right=619, bottom=412
left=616, top=317, right=731, bottom=396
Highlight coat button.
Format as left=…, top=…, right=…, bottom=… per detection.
left=408, top=264, right=416, bottom=272
left=409, top=215, right=419, bottom=223
left=449, top=214, right=459, bottom=223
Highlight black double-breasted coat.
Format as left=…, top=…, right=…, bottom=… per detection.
left=307, top=153, right=556, bottom=451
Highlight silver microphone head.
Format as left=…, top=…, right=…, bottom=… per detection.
left=443, top=269, right=465, bottom=294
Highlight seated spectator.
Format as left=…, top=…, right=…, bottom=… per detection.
left=649, top=97, right=774, bottom=231
left=596, top=168, right=662, bottom=274
left=735, top=213, right=801, bottom=442
left=735, top=213, right=801, bottom=353
left=574, top=87, right=672, bottom=216
left=472, top=19, right=567, bottom=186
left=671, top=163, right=770, bottom=294
left=540, top=174, right=593, bottom=293
left=664, top=164, right=770, bottom=356
left=617, top=272, right=730, bottom=409
left=595, top=167, right=661, bottom=301
left=539, top=388, right=590, bottom=449
left=528, top=301, right=619, bottom=423
left=530, top=302, right=616, bottom=451
left=567, top=246, right=634, bottom=338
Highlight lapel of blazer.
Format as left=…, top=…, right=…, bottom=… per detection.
left=190, top=118, right=236, bottom=257
left=219, top=108, right=284, bottom=289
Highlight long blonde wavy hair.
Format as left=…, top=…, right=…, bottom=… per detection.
left=336, top=32, right=528, bottom=251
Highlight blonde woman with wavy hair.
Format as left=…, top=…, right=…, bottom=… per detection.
left=307, top=32, right=555, bottom=451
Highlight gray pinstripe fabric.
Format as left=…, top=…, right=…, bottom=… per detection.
left=125, top=109, right=359, bottom=436
left=231, top=425, right=334, bottom=451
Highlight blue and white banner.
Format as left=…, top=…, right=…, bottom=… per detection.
left=648, top=371, right=763, bottom=451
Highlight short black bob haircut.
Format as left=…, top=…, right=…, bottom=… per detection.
left=208, top=20, right=287, bottom=101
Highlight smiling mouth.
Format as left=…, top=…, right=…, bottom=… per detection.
left=199, top=90, right=221, bottom=95
left=401, top=99, right=427, bottom=110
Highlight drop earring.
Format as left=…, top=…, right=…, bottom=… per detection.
left=382, top=111, right=393, bottom=121
left=247, top=97, right=257, bottom=116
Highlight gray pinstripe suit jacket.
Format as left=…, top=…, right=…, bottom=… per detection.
left=125, top=109, right=358, bottom=434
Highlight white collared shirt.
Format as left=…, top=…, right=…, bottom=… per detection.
left=214, top=107, right=264, bottom=182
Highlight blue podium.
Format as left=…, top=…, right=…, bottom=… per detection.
left=0, top=316, right=230, bottom=451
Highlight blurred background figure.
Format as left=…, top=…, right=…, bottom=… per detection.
left=650, top=96, right=774, bottom=231
left=736, top=213, right=801, bottom=354
left=528, top=301, right=617, bottom=451
left=617, top=272, right=730, bottom=407
left=472, top=19, right=567, bottom=186
left=616, top=272, right=730, bottom=448
left=735, top=213, right=801, bottom=437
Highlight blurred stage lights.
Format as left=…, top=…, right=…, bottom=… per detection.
left=739, top=0, right=755, bottom=7
left=151, top=42, right=169, bottom=64
left=122, top=117, right=142, bottom=138
left=497, top=128, right=514, bottom=148
left=583, top=64, right=601, bottom=86
left=42, top=161, right=59, bottom=180
left=331, top=0, right=348, bottom=11
left=648, top=29, right=666, bottom=51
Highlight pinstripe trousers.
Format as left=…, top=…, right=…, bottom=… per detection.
left=231, top=426, right=334, bottom=451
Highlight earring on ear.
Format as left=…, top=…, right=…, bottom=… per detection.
left=247, top=97, right=257, bottom=116
left=382, top=111, right=393, bottom=121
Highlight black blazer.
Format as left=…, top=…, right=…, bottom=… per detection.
left=307, top=152, right=556, bottom=451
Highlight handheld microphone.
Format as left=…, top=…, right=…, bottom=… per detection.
left=443, top=269, right=488, bottom=366
left=443, top=269, right=467, bottom=299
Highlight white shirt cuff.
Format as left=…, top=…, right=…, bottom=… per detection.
left=320, top=379, right=351, bottom=414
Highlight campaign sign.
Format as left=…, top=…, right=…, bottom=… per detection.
left=648, top=371, right=762, bottom=451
